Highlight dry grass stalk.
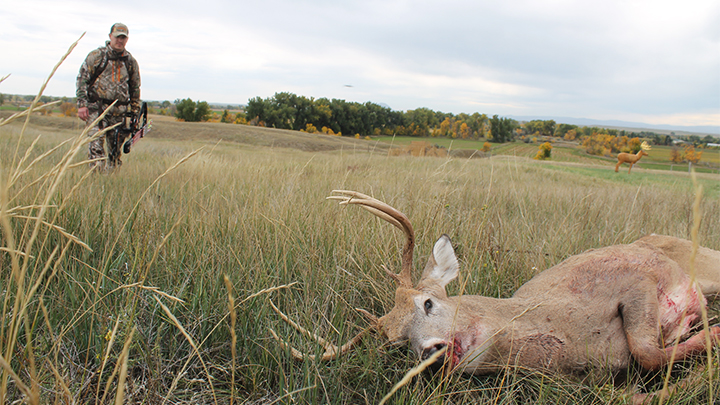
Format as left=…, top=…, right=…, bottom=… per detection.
left=113, top=327, right=136, bottom=405
left=0, top=33, right=95, bottom=403
left=657, top=170, right=712, bottom=405
left=154, top=296, right=217, bottom=405
left=223, top=275, right=237, bottom=405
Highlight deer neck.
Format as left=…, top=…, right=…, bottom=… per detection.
left=453, top=295, right=541, bottom=334
left=445, top=295, right=547, bottom=372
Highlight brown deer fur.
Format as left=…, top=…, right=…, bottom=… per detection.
left=615, top=149, right=649, bottom=173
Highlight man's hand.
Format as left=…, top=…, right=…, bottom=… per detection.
left=78, top=107, right=89, bottom=121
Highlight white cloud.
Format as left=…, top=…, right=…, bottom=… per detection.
left=2, top=0, right=718, bottom=129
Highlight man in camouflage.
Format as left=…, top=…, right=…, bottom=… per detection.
left=76, top=23, right=141, bottom=171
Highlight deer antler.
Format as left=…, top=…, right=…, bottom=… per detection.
left=641, top=141, right=652, bottom=151
left=270, top=190, right=414, bottom=362
left=328, top=190, right=416, bottom=287
left=269, top=300, right=376, bottom=361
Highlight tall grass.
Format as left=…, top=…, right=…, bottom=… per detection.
left=1, top=43, right=719, bottom=404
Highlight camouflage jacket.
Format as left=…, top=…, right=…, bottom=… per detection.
left=76, top=41, right=141, bottom=115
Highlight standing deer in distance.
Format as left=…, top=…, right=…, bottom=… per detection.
left=271, top=190, right=720, bottom=397
left=615, top=141, right=652, bottom=173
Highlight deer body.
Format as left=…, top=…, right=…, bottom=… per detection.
left=272, top=191, right=720, bottom=388
left=406, top=235, right=714, bottom=376
left=615, top=149, right=649, bottom=173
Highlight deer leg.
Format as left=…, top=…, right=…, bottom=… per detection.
left=615, top=161, right=621, bottom=172
left=621, top=288, right=720, bottom=371
left=627, top=162, right=634, bottom=174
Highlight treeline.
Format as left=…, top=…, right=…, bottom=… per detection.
left=523, top=119, right=675, bottom=145
left=244, top=92, right=517, bottom=142
left=5, top=91, right=718, bottom=148
left=522, top=119, right=719, bottom=149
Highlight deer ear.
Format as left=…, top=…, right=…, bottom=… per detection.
left=418, top=234, right=459, bottom=291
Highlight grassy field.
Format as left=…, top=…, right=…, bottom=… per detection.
left=376, top=135, right=720, bottom=175
left=1, top=106, right=719, bottom=405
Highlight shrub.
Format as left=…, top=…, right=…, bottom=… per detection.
left=60, top=102, right=77, bottom=117
left=534, top=142, right=552, bottom=160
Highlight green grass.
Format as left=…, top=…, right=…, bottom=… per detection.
left=2, top=117, right=719, bottom=404
left=0, top=104, right=27, bottom=111
left=1, top=50, right=719, bottom=404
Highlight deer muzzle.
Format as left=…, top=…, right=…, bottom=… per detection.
left=421, top=342, right=448, bottom=373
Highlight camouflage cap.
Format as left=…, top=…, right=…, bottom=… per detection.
left=110, top=23, right=129, bottom=37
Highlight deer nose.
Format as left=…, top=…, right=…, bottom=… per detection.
left=420, top=342, right=447, bottom=372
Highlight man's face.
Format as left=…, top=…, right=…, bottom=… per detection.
left=109, top=34, right=128, bottom=52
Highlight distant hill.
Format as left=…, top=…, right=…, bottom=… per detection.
left=509, top=116, right=720, bottom=136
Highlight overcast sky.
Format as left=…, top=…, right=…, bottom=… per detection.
left=2, top=0, right=718, bottom=129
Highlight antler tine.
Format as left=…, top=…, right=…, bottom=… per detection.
left=328, top=190, right=415, bottom=287
left=328, top=192, right=404, bottom=230
left=269, top=300, right=373, bottom=361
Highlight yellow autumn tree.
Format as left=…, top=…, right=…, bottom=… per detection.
left=534, top=142, right=552, bottom=160
left=438, top=117, right=451, bottom=137
left=684, top=145, right=702, bottom=164
left=460, top=123, right=471, bottom=139
left=234, top=113, right=247, bottom=124
left=582, top=132, right=614, bottom=156
left=670, top=146, right=683, bottom=163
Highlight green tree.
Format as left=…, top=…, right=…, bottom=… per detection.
left=541, top=120, right=556, bottom=137
left=196, top=101, right=211, bottom=121
left=175, top=98, right=211, bottom=122
left=245, top=96, right=272, bottom=125
left=555, top=123, right=577, bottom=138
left=175, top=98, right=196, bottom=121
left=702, top=135, right=718, bottom=146
left=489, top=115, right=516, bottom=143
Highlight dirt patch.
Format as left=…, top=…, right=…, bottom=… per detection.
left=0, top=112, right=390, bottom=154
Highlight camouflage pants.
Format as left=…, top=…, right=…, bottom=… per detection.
left=86, top=109, right=127, bottom=171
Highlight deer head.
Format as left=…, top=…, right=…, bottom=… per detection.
left=377, top=233, right=486, bottom=371
left=271, top=190, right=490, bottom=371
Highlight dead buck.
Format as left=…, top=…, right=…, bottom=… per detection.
left=615, top=141, right=652, bottom=174
left=271, top=190, right=720, bottom=387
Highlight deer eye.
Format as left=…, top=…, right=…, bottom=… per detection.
left=424, top=299, right=433, bottom=315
